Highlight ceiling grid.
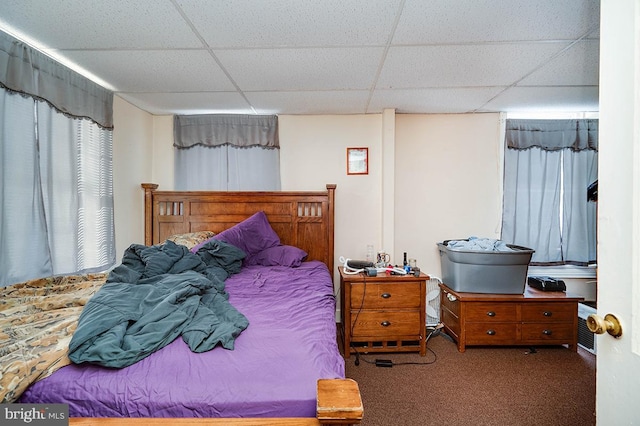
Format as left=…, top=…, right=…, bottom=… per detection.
left=0, top=0, right=600, bottom=115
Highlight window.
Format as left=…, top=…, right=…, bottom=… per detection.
left=173, top=114, right=280, bottom=191
left=175, top=145, right=281, bottom=191
left=501, top=116, right=598, bottom=270
left=0, top=89, right=115, bottom=286
left=0, top=30, right=115, bottom=287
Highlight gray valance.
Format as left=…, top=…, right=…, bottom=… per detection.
left=506, top=119, right=598, bottom=151
left=0, top=30, right=113, bottom=129
left=174, top=114, right=279, bottom=149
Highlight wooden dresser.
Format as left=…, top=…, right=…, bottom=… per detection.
left=339, top=267, right=427, bottom=358
left=439, top=283, right=583, bottom=352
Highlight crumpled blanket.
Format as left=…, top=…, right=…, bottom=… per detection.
left=0, top=273, right=107, bottom=403
left=446, top=237, right=514, bottom=252
left=68, top=239, right=250, bottom=368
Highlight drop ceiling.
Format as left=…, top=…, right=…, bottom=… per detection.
left=0, top=0, right=600, bottom=116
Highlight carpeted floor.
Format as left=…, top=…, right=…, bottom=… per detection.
left=344, top=332, right=596, bottom=426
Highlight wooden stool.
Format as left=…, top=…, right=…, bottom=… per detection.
left=317, top=378, right=364, bottom=425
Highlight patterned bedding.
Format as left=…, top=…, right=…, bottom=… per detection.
left=0, top=273, right=107, bottom=402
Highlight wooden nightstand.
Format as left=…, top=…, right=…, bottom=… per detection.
left=439, top=283, right=584, bottom=352
left=339, top=267, right=428, bottom=358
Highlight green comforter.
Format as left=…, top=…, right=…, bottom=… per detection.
left=68, top=240, right=249, bottom=368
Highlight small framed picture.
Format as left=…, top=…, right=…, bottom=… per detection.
left=347, top=147, right=368, bottom=175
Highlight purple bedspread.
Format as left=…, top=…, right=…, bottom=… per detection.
left=20, top=261, right=345, bottom=418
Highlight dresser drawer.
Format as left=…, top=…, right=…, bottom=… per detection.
left=521, top=303, right=575, bottom=322
left=441, top=304, right=460, bottom=333
left=351, top=311, right=422, bottom=337
left=350, top=283, right=422, bottom=309
left=465, top=323, right=519, bottom=344
left=465, top=303, right=518, bottom=322
left=438, top=283, right=583, bottom=352
left=440, top=290, right=460, bottom=316
left=521, top=323, right=575, bottom=341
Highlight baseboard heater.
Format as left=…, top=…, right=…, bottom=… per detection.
left=577, top=303, right=597, bottom=355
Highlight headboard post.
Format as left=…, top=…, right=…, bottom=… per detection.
left=141, top=183, right=158, bottom=246
left=326, top=184, right=337, bottom=273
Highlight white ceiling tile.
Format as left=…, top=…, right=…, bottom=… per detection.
left=378, top=43, right=569, bottom=88
left=394, top=0, right=600, bottom=44
left=0, top=1, right=601, bottom=114
left=177, top=0, right=401, bottom=48
left=118, top=92, right=252, bottom=116
left=60, top=50, right=236, bottom=92
left=247, top=91, right=372, bottom=115
left=518, top=40, right=600, bottom=86
left=481, top=86, right=600, bottom=112
left=369, top=87, right=505, bottom=113
left=0, top=0, right=202, bottom=49
left=215, top=47, right=384, bottom=91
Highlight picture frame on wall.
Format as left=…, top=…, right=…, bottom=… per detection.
left=347, top=147, right=368, bottom=175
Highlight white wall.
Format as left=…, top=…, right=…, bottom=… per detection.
left=151, top=115, right=174, bottom=190
left=279, top=113, right=505, bottom=287
left=279, top=114, right=384, bottom=286
left=394, top=113, right=504, bottom=278
left=112, top=96, right=154, bottom=260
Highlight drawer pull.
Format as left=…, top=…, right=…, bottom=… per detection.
left=543, top=329, right=553, bottom=336
left=486, top=311, right=496, bottom=317
left=543, top=311, right=553, bottom=317
left=381, top=321, right=391, bottom=327
left=381, top=293, right=391, bottom=299
left=486, top=329, right=496, bottom=335
left=447, top=293, right=457, bottom=302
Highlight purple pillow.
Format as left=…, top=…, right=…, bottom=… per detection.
left=192, top=211, right=280, bottom=257
left=246, top=245, right=308, bottom=267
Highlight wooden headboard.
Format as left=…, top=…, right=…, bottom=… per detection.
left=141, top=184, right=336, bottom=272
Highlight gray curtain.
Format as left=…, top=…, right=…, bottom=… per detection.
left=174, top=114, right=278, bottom=148
left=505, top=119, right=598, bottom=151
left=0, top=30, right=113, bottom=129
left=502, top=119, right=598, bottom=266
left=502, top=148, right=564, bottom=262
left=174, top=114, right=281, bottom=191
left=0, top=31, right=114, bottom=287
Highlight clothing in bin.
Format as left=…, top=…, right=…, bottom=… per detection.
left=438, top=237, right=534, bottom=294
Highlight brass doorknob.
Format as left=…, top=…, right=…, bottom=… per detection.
left=586, top=313, right=622, bottom=338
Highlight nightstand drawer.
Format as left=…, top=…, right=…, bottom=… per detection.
left=465, top=303, right=518, bottom=322
left=521, top=303, right=575, bottom=322
left=350, top=283, right=422, bottom=309
left=339, top=267, right=428, bottom=357
left=351, top=311, right=422, bottom=337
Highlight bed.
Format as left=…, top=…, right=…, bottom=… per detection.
left=1, top=184, right=362, bottom=425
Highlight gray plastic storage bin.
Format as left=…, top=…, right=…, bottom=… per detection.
left=437, top=241, right=534, bottom=294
